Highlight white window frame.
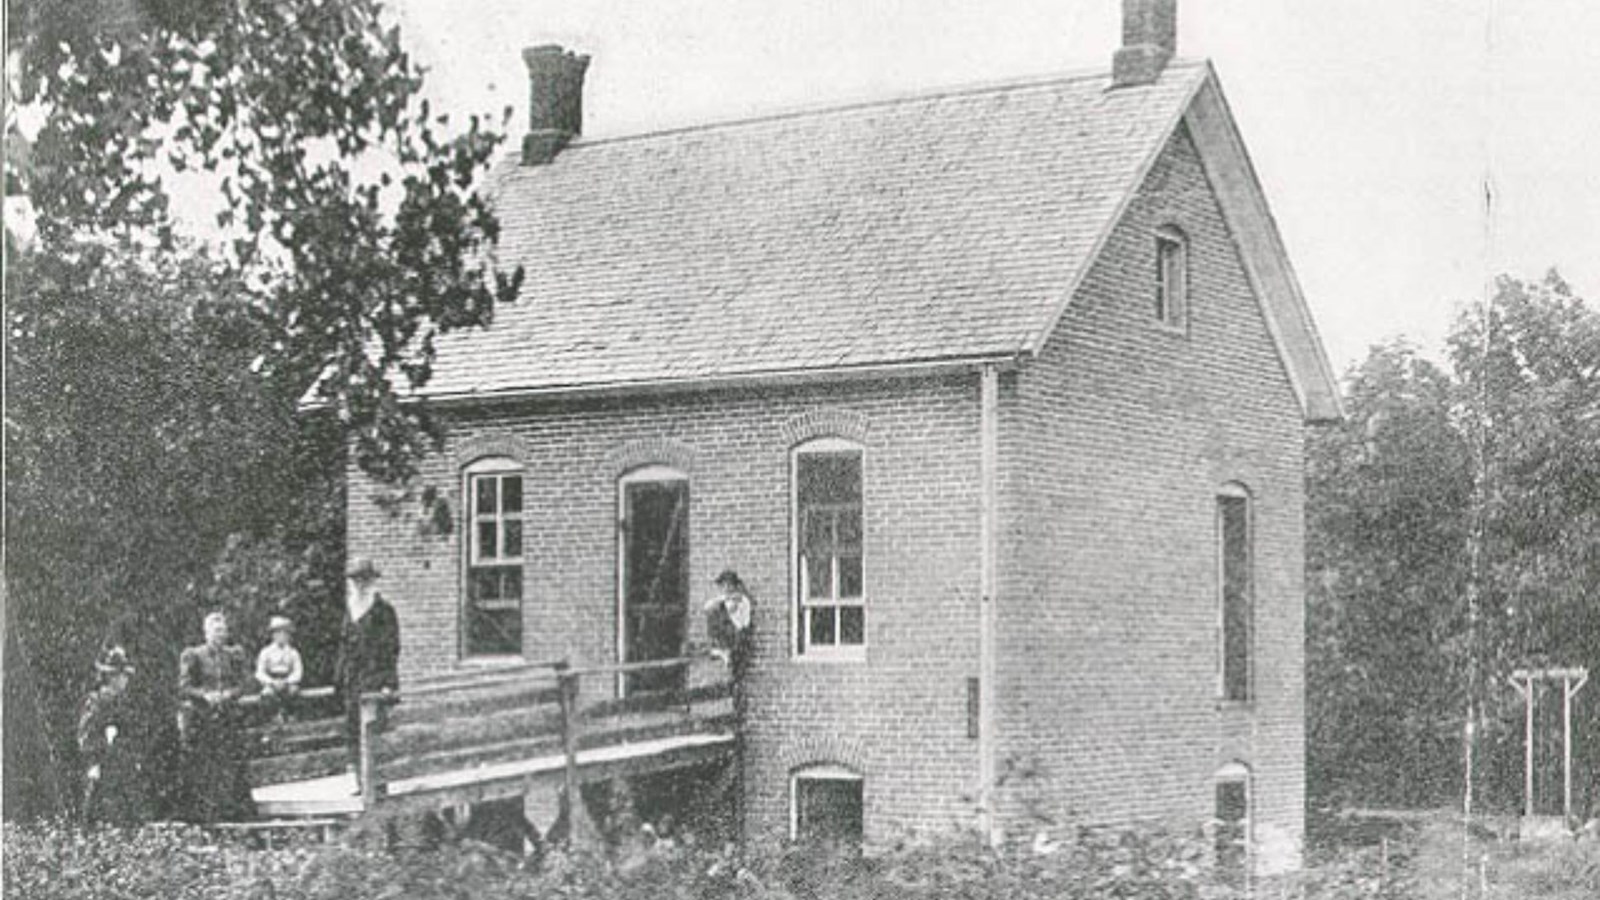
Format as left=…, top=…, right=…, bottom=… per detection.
left=789, top=763, right=864, bottom=843
left=1213, top=762, right=1253, bottom=893
left=1216, top=483, right=1254, bottom=703
left=1155, top=225, right=1189, bottom=331
left=791, top=437, right=867, bottom=661
left=463, top=457, right=526, bottom=659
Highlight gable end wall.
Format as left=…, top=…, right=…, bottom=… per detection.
left=996, top=123, right=1307, bottom=872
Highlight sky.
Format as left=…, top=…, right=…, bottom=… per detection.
left=383, top=0, right=1599, bottom=373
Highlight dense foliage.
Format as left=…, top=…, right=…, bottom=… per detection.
left=5, top=0, right=518, bottom=819
left=10, top=815, right=1595, bottom=900
left=1307, top=272, right=1600, bottom=814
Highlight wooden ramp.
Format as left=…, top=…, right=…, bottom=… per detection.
left=247, top=656, right=737, bottom=824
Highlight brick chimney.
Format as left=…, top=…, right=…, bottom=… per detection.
left=521, top=45, right=590, bottom=165
left=1111, top=0, right=1176, bottom=88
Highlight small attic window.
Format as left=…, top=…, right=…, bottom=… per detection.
left=1155, top=225, right=1188, bottom=329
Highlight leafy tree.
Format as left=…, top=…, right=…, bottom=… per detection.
left=1308, top=272, right=1600, bottom=815
left=1307, top=341, right=1472, bottom=808
left=5, top=0, right=520, bottom=817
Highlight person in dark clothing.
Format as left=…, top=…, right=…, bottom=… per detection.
left=177, top=611, right=254, bottom=821
left=336, top=557, right=401, bottom=777
left=78, top=646, right=149, bottom=825
left=703, top=570, right=754, bottom=679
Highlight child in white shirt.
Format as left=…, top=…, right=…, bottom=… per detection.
left=256, top=615, right=304, bottom=720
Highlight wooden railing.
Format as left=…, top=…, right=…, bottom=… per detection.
left=250, top=655, right=736, bottom=819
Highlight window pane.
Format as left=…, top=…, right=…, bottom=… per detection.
left=503, top=520, right=523, bottom=559
left=839, top=605, right=864, bottom=645
left=1215, top=780, right=1248, bottom=887
left=808, top=606, right=836, bottom=646
left=475, top=477, right=497, bottom=516
left=837, top=508, right=862, bottom=548
left=468, top=607, right=521, bottom=656
left=1220, top=495, right=1251, bottom=701
left=803, top=510, right=833, bottom=555
left=806, top=556, right=832, bottom=601
left=798, top=452, right=862, bottom=505
left=477, top=522, right=499, bottom=561
left=797, top=777, right=863, bottom=847
left=838, top=555, right=862, bottom=599
left=500, top=476, right=522, bottom=513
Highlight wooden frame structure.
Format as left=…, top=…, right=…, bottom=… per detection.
left=248, top=655, right=738, bottom=837
left=1508, top=666, right=1589, bottom=822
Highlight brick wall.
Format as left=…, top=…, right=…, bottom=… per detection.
left=995, top=123, right=1307, bottom=872
left=345, top=376, right=985, bottom=845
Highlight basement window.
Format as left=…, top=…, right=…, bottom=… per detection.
left=791, top=764, right=864, bottom=849
left=793, top=439, right=866, bottom=657
left=465, top=457, right=524, bottom=656
left=1218, top=484, right=1252, bottom=702
left=1155, top=225, right=1189, bottom=329
left=1214, top=764, right=1251, bottom=891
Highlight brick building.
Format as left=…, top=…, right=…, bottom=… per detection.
left=343, top=0, right=1340, bottom=878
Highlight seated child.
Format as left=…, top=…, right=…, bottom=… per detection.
left=255, top=615, right=304, bottom=720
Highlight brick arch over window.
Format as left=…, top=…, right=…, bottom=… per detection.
left=776, top=735, right=869, bottom=774
left=603, top=438, right=697, bottom=478
left=453, top=432, right=532, bottom=471
left=780, top=409, right=872, bottom=448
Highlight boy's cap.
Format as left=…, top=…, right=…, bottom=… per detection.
left=268, top=615, right=294, bottom=632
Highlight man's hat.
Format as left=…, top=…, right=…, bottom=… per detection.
left=346, top=557, right=381, bottom=582
left=268, top=615, right=294, bottom=633
left=712, top=569, right=744, bottom=589
left=94, top=646, right=135, bottom=676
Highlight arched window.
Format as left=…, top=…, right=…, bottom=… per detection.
left=790, top=763, right=864, bottom=848
left=792, top=437, right=866, bottom=658
left=463, top=457, right=525, bottom=657
left=1213, top=762, right=1252, bottom=890
left=1155, top=225, right=1188, bottom=328
left=1217, top=483, right=1253, bottom=702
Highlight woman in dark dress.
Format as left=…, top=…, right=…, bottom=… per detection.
left=78, top=646, right=149, bottom=825
left=177, top=611, right=255, bottom=821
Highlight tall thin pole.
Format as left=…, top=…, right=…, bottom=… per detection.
left=1563, top=676, right=1573, bottom=821
left=1524, top=678, right=1534, bottom=819
left=1464, top=3, right=1498, bottom=892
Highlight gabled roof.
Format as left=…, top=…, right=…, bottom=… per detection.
left=414, top=59, right=1341, bottom=422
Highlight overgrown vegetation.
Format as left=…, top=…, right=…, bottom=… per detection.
left=1307, top=272, right=1600, bottom=814
left=7, top=815, right=1596, bottom=900
left=4, top=0, right=519, bottom=819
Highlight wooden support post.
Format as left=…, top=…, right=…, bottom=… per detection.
left=358, top=695, right=380, bottom=810
left=1525, top=677, right=1535, bottom=819
left=1565, top=672, right=1589, bottom=823
left=556, top=666, right=597, bottom=847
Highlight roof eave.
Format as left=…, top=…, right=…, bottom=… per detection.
left=1183, top=67, right=1345, bottom=424
left=298, top=352, right=1025, bottom=413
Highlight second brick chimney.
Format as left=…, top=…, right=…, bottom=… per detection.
left=521, top=45, right=590, bottom=165
left=1111, top=0, right=1176, bottom=88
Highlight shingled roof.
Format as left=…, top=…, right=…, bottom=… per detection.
left=416, top=59, right=1341, bottom=420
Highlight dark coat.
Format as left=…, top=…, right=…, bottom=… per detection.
left=77, top=686, right=149, bottom=825
left=176, top=641, right=254, bottom=822
left=337, top=596, right=401, bottom=696
left=178, top=642, right=251, bottom=713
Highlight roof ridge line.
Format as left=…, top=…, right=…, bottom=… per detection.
left=509, top=57, right=1210, bottom=156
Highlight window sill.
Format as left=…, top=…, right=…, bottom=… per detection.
left=456, top=654, right=527, bottom=668
left=793, top=647, right=868, bottom=664
left=1154, top=319, right=1189, bottom=336
left=1215, top=699, right=1256, bottom=713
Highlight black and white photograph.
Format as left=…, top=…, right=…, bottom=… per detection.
left=3, top=1, right=1597, bottom=897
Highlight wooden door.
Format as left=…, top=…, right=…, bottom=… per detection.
left=619, top=476, right=689, bottom=694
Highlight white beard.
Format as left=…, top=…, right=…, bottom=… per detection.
left=347, top=584, right=376, bottom=621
